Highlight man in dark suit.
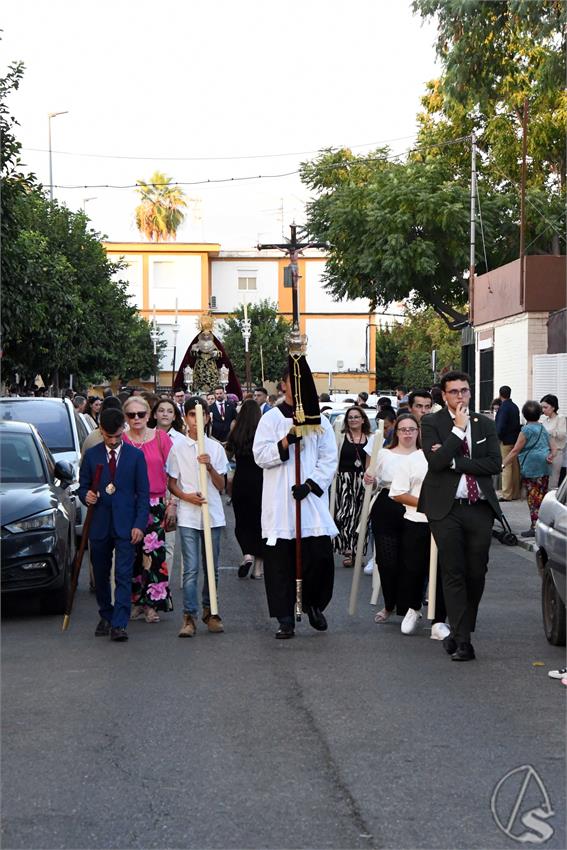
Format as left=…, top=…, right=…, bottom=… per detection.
left=494, top=385, right=521, bottom=501
left=418, top=371, right=502, bottom=662
left=79, top=408, right=149, bottom=641
left=210, top=385, right=237, bottom=442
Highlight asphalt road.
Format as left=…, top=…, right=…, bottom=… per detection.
left=2, top=503, right=565, bottom=850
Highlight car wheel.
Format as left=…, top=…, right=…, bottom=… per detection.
left=542, top=568, right=566, bottom=646
left=41, top=551, right=72, bottom=616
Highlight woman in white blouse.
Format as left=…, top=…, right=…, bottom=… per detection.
left=363, top=414, right=421, bottom=624
left=540, top=394, right=566, bottom=489
left=389, top=447, right=449, bottom=639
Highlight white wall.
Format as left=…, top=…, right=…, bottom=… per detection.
left=305, top=262, right=370, bottom=313
left=533, top=353, right=567, bottom=414
left=154, top=315, right=203, bottom=370
left=476, top=312, right=551, bottom=410
left=113, top=254, right=143, bottom=308
left=305, top=318, right=368, bottom=372
left=148, top=255, right=202, bottom=311
left=211, top=260, right=279, bottom=312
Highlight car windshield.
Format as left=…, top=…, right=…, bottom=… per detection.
left=0, top=432, right=46, bottom=484
left=0, top=401, right=74, bottom=452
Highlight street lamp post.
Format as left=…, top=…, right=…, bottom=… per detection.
left=48, top=110, right=69, bottom=203
left=171, top=299, right=179, bottom=390
left=240, top=301, right=252, bottom=393
left=150, top=306, right=159, bottom=392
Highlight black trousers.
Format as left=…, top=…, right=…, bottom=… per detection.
left=370, top=489, right=405, bottom=613
left=429, top=501, right=494, bottom=643
left=397, top=519, right=447, bottom=623
left=263, top=536, right=334, bottom=621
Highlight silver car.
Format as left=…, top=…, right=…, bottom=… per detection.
left=535, top=478, right=567, bottom=646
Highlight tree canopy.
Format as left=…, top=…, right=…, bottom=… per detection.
left=300, top=1, right=565, bottom=326
left=219, top=300, right=291, bottom=386
left=135, top=171, right=187, bottom=241
left=1, top=61, right=162, bottom=390
left=376, top=307, right=462, bottom=389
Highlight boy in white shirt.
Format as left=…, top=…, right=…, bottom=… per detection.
left=167, top=397, right=230, bottom=637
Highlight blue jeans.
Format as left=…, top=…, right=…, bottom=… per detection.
left=178, top=526, right=221, bottom=615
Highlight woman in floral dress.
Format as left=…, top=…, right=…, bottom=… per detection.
left=122, top=396, right=174, bottom=622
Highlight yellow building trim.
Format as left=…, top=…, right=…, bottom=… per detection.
left=104, top=241, right=220, bottom=255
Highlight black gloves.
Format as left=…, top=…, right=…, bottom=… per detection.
left=286, top=430, right=301, bottom=445
left=292, top=483, right=311, bottom=501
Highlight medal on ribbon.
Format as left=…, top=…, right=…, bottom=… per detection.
left=105, top=483, right=116, bottom=495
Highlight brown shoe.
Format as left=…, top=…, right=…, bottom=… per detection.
left=178, top=613, right=196, bottom=638
left=202, top=606, right=224, bottom=633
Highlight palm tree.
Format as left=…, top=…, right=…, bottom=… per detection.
left=134, top=171, right=187, bottom=241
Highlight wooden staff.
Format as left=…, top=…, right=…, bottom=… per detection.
left=349, top=418, right=383, bottom=616
left=195, top=402, right=218, bottom=615
left=427, top=535, right=438, bottom=621
left=294, top=436, right=303, bottom=622
left=62, top=463, right=103, bottom=631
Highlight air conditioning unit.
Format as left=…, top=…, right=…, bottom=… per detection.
left=209, top=296, right=217, bottom=311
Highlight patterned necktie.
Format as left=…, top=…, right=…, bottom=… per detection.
left=462, top=437, right=480, bottom=503
left=220, top=402, right=225, bottom=419
left=109, top=449, right=117, bottom=481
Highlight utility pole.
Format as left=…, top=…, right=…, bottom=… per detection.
left=469, top=130, right=477, bottom=326
left=519, top=98, right=529, bottom=307
left=257, top=223, right=327, bottom=350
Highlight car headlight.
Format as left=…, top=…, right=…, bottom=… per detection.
left=4, top=509, right=57, bottom=534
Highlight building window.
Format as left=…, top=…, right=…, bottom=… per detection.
left=153, top=261, right=178, bottom=288
left=237, top=276, right=257, bottom=291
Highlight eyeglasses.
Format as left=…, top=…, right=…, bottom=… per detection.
left=445, top=388, right=471, bottom=397
left=397, top=427, right=418, bottom=434
left=126, top=410, right=147, bottom=419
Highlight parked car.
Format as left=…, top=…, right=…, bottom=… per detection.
left=325, top=408, right=380, bottom=433
left=0, top=397, right=92, bottom=537
left=535, top=479, right=567, bottom=646
left=0, top=420, right=76, bottom=613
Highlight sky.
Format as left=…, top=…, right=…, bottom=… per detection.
left=3, top=0, right=440, bottom=249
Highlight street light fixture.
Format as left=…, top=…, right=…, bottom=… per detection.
left=150, top=306, right=160, bottom=392
left=240, top=300, right=252, bottom=393
left=171, top=299, right=179, bottom=391
left=82, top=196, right=97, bottom=212
left=48, top=110, right=69, bottom=203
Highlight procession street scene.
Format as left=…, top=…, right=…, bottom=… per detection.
left=1, top=2, right=566, bottom=850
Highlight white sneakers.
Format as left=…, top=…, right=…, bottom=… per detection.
left=401, top=608, right=422, bottom=635
left=430, top=622, right=451, bottom=641
left=364, top=559, right=375, bottom=575
left=548, top=667, right=567, bottom=679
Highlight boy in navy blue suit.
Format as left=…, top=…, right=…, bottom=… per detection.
left=79, top=408, right=149, bottom=641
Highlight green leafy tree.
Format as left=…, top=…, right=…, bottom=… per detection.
left=218, top=300, right=291, bottom=386
left=376, top=308, right=461, bottom=388
left=135, top=171, right=187, bottom=241
left=1, top=60, right=163, bottom=389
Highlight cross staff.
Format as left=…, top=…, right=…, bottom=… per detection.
left=258, top=224, right=327, bottom=621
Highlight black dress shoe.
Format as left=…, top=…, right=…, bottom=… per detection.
left=95, top=618, right=111, bottom=637
left=306, top=606, right=328, bottom=631
left=451, top=642, right=475, bottom=661
left=275, top=623, right=295, bottom=639
left=442, top=635, right=457, bottom=655
left=110, top=627, right=129, bottom=642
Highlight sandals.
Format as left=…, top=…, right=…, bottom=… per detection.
left=144, top=606, right=160, bottom=623
left=374, top=608, right=392, bottom=624
left=130, top=605, right=145, bottom=621
left=342, top=552, right=353, bottom=568
left=238, top=558, right=254, bottom=578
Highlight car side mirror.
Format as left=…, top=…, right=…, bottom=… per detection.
left=54, top=460, right=75, bottom=483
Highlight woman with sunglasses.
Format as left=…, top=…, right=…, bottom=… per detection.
left=331, top=405, right=371, bottom=567
left=389, top=416, right=449, bottom=638
left=123, top=396, right=174, bottom=622
left=363, top=414, right=422, bottom=624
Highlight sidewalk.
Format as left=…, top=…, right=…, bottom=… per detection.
left=496, top=496, right=537, bottom=554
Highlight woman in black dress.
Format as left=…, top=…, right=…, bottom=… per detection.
left=225, top=399, right=264, bottom=578
left=332, top=405, right=370, bottom=567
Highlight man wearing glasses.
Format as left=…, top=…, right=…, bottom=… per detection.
left=418, top=372, right=501, bottom=662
